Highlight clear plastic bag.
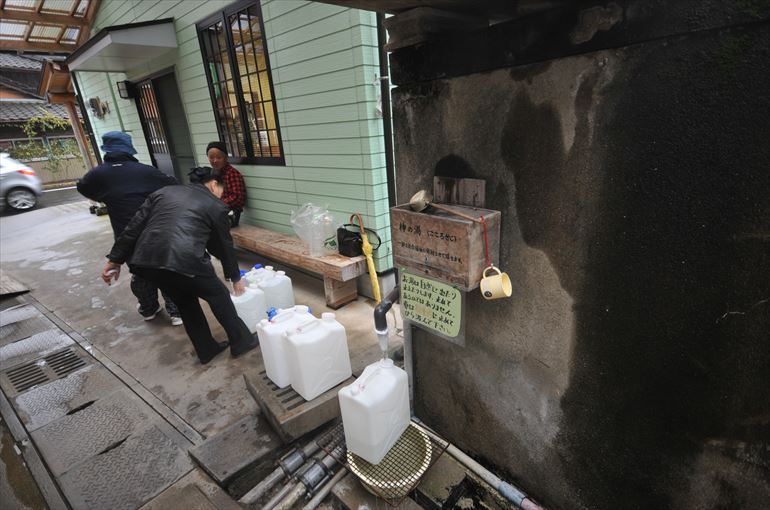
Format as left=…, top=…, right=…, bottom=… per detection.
left=290, top=203, right=337, bottom=256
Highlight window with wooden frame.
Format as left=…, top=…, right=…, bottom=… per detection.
left=197, top=0, right=284, bottom=165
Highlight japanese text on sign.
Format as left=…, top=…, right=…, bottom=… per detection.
left=398, top=222, right=458, bottom=243
left=401, top=271, right=462, bottom=337
left=398, top=242, right=463, bottom=264
left=398, top=222, right=422, bottom=236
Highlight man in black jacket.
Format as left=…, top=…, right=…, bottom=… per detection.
left=101, top=168, right=258, bottom=364
left=77, top=132, right=182, bottom=325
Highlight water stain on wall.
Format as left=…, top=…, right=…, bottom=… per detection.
left=547, top=28, right=770, bottom=510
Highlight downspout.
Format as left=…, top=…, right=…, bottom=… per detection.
left=71, top=72, right=102, bottom=165
left=376, top=12, right=396, bottom=209
left=403, top=313, right=414, bottom=405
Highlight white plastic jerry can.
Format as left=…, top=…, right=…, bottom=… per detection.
left=285, top=313, right=352, bottom=401
left=245, top=264, right=274, bottom=287
left=255, top=305, right=313, bottom=388
left=231, top=286, right=267, bottom=334
left=338, top=358, right=410, bottom=464
left=259, top=270, right=295, bottom=311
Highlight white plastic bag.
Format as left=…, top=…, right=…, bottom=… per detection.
left=290, top=203, right=337, bottom=256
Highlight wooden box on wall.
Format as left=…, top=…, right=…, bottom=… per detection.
left=390, top=204, right=501, bottom=290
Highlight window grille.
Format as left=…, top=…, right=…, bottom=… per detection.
left=135, top=81, right=170, bottom=155
left=197, top=1, right=284, bottom=165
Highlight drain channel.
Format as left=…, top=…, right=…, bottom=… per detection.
left=7, top=364, right=48, bottom=392
left=0, top=347, right=91, bottom=397
left=46, top=349, right=87, bottom=376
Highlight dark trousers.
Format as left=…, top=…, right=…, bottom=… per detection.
left=230, top=209, right=242, bottom=228
left=130, top=274, right=180, bottom=318
left=132, top=268, right=252, bottom=362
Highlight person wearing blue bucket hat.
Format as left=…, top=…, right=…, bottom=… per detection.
left=78, top=131, right=183, bottom=326
left=100, top=131, right=138, bottom=155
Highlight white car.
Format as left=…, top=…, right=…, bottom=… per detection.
left=0, top=153, right=43, bottom=211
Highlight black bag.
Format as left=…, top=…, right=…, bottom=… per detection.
left=337, top=223, right=381, bottom=257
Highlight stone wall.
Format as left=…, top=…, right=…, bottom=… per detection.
left=390, top=2, right=770, bottom=509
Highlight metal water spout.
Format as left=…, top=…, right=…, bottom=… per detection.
left=374, top=286, right=400, bottom=359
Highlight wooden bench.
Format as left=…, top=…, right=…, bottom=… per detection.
left=231, top=224, right=368, bottom=309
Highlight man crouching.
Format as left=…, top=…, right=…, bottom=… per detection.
left=101, top=167, right=258, bottom=364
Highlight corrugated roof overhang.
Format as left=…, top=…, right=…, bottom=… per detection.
left=65, top=18, right=177, bottom=72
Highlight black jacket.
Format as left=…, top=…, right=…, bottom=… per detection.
left=107, top=184, right=241, bottom=282
left=77, top=152, right=177, bottom=236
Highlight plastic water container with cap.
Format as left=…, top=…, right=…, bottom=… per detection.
left=338, top=358, right=410, bottom=464
left=231, top=286, right=267, bottom=334
left=255, top=305, right=313, bottom=388
left=258, top=270, right=295, bottom=311
left=245, top=264, right=274, bottom=286
left=285, top=313, right=352, bottom=401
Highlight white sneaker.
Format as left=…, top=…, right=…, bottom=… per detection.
left=170, top=317, right=184, bottom=326
left=137, top=304, right=162, bottom=321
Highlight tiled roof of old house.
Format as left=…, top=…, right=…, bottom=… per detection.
left=0, top=101, right=71, bottom=122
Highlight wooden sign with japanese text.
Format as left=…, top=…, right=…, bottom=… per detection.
left=401, top=271, right=462, bottom=338
left=390, top=204, right=500, bottom=290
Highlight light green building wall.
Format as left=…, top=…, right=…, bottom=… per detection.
left=75, top=0, right=392, bottom=269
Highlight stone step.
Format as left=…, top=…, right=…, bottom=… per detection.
left=188, top=412, right=283, bottom=490
left=139, top=468, right=243, bottom=510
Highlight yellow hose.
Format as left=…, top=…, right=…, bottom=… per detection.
left=352, top=213, right=381, bottom=304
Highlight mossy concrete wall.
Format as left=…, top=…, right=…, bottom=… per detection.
left=390, top=2, right=770, bottom=509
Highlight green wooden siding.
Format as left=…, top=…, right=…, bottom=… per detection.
left=76, top=0, right=392, bottom=269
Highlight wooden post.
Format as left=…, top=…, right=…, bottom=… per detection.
left=64, top=101, right=96, bottom=168
left=323, top=276, right=358, bottom=309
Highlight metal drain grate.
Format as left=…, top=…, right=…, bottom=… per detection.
left=6, top=362, right=49, bottom=393
left=45, top=349, right=87, bottom=378
left=0, top=347, right=90, bottom=397
left=318, top=421, right=448, bottom=505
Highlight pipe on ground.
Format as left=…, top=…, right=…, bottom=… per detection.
left=413, top=419, right=544, bottom=510
left=261, top=481, right=298, bottom=510
left=301, top=468, right=347, bottom=510
left=273, top=483, right=306, bottom=510
left=273, top=451, right=341, bottom=510
left=239, top=427, right=325, bottom=504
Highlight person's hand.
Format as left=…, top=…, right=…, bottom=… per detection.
left=101, top=261, right=121, bottom=285
left=232, top=279, right=246, bottom=297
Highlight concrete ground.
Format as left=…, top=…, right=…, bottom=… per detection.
left=0, top=418, right=46, bottom=510
left=0, top=199, right=402, bottom=509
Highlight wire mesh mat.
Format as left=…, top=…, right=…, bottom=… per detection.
left=317, top=421, right=449, bottom=505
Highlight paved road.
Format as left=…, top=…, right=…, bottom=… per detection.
left=1, top=187, right=87, bottom=217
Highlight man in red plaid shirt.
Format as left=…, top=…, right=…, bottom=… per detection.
left=206, top=141, right=246, bottom=227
